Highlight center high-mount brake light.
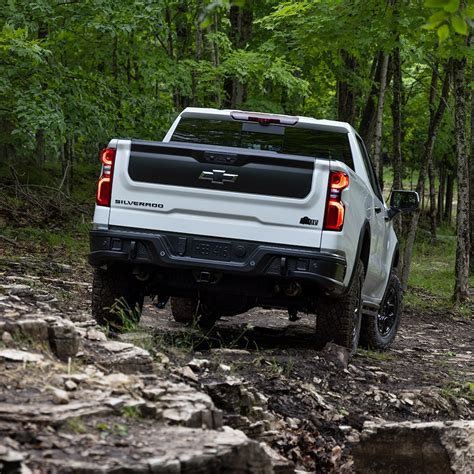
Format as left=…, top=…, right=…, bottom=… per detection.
left=323, top=171, right=349, bottom=231
left=96, top=147, right=116, bottom=207
left=230, top=111, right=298, bottom=126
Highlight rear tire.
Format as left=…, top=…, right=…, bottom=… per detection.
left=91, top=266, right=144, bottom=332
left=170, top=297, right=219, bottom=327
left=360, top=272, right=402, bottom=351
left=170, top=297, right=198, bottom=324
left=315, top=259, right=364, bottom=354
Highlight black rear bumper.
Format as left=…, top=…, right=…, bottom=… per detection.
left=89, top=227, right=347, bottom=294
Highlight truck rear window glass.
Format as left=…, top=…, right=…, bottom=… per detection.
left=171, top=118, right=354, bottom=169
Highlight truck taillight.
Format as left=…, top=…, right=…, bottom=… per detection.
left=323, top=171, right=349, bottom=231
left=96, top=147, right=116, bottom=207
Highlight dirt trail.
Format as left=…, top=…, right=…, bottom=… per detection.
left=137, top=301, right=473, bottom=470
left=0, top=254, right=472, bottom=472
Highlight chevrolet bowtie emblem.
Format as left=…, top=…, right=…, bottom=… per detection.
left=199, top=169, right=238, bottom=184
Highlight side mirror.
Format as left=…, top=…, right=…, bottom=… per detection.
left=386, top=190, right=420, bottom=220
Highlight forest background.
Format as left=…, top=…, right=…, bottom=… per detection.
left=0, top=0, right=473, bottom=309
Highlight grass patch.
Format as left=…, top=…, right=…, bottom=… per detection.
left=108, top=298, right=142, bottom=333
left=96, top=421, right=129, bottom=437
left=121, top=405, right=142, bottom=419
left=406, top=227, right=474, bottom=312
left=357, top=348, right=393, bottom=362
left=1, top=224, right=89, bottom=262
left=440, top=381, right=474, bottom=403
left=65, top=417, right=87, bottom=434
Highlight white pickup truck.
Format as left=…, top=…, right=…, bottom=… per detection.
left=89, top=107, right=418, bottom=353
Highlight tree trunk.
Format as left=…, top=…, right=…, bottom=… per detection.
left=223, top=5, right=253, bottom=108
left=35, top=129, right=45, bottom=168
left=337, top=50, right=358, bottom=124
left=359, top=52, right=385, bottom=153
left=373, top=52, right=390, bottom=188
left=391, top=46, right=403, bottom=238
left=192, top=21, right=203, bottom=106
left=437, top=162, right=445, bottom=223
left=60, top=139, right=72, bottom=195
left=452, top=51, right=470, bottom=304
left=428, top=160, right=437, bottom=242
left=400, top=61, right=452, bottom=291
left=391, top=47, right=403, bottom=191
left=427, top=66, right=439, bottom=242
left=470, top=62, right=474, bottom=274
left=211, top=13, right=221, bottom=106
left=444, top=172, right=454, bottom=225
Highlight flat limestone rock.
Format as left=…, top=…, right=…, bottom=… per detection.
left=86, top=340, right=154, bottom=373
left=0, top=400, right=113, bottom=423
left=158, top=380, right=223, bottom=429
left=0, top=349, right=44, bottom=363
left=48, top=319, right=80, bottom=361
left=26, top=426, right=277, bottom=474
left=0, top=312, right=80, bottom=361
left=352, top=420, right=474, bottom=473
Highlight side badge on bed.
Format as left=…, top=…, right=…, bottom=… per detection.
left=300, top=216, right=318, bottom=226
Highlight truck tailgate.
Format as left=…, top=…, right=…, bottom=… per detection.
left=108, top=140, right=329, bottom=248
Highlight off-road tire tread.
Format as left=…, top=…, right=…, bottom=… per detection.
left=170, top=297, right=197, bottom=324
left=92, top=267, right=143, bottom=330
left=315, top=259, right=364, bottom=353
left=360, top=272, right=402, bottom=351
left=170, top=297, right=220, bottom=327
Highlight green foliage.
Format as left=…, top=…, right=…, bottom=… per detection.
left=423, top=0, right=473, bottom=42
left=1, top=0, right=471, bottom=179
left=1, top=0, right=310, bottom=170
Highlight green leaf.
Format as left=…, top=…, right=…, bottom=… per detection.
left=466, top=6, right=474, bottom=18
left=442, top=0, right=460, bottom=13
left=424, top=0, right=448, bottom=7
left=451, top=14, right=468, bottom=35
left=423, top=21, right=442, bottom=30
left=437, top=24, right=450, bottom=41
left=200, top=16, right=213, bottom=29
left=423, top=10, right=449, bottom=29
left=428, top=10, right=449, bottom=22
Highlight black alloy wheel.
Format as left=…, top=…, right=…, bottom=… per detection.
left=360, top=272, right=402, bottom=351
left=377, top=285, right=397, bottom=337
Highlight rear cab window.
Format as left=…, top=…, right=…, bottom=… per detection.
left=171, top=117, right=355, bottom=170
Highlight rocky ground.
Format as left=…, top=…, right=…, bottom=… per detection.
left=0, top=253, right=473, bottom=473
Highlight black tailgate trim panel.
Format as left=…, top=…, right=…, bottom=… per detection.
left=128, top=141, right=314, bottom=199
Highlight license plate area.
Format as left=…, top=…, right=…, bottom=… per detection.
left=191, top=239, right=232, bottom=261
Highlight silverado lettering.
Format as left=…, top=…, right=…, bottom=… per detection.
left=115, top=199, right=163, bottom=208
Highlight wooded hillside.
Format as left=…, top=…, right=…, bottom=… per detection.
left=1, top=0, right=472, bottom=303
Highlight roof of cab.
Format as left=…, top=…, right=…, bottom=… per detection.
left=180, top=107, right=354, bottom=135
